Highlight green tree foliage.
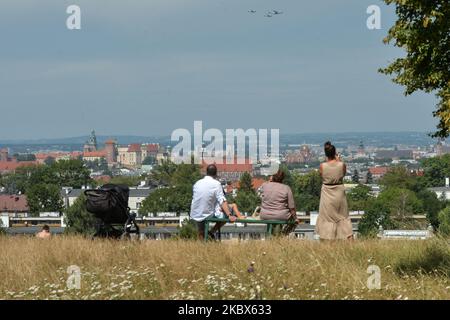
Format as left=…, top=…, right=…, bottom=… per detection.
left=26, top=183, right=64, bottom=216
left=84, top=158, right=109, bottom=174
left=177, top=218, right=198, bottom=239
left=291, top=171, right=321, bottom=212
left=358, top=200, right=397, bottom=237
left=377, top=187, right=423, bottom=222
left=347, top=184, right=373, bottom=212
left=420, top=154, right=450, bottom=187
left=139, top=161, right=201, bottom=216
left=44, top=156, right=56, bottom=166
left=352, top=170, right=360, bottom=184
left=366, top=170, right=373, bottom=184
left=438, top=206, right=450, bottom=236
left=417, top=189, right=445, bottom=230
left=380, top=0, right=450, bottom=138
left=235, top=172, right=260, bottom=214
left=142, top=156, right=157, bottom=165
left=64, top=194, right=97, bottom=235
left=379, top=166, right=420, bottom=191
left=52, top=160, right=91, bottom=188
left=150, top=159, right=177, bottom=186
left=109, top=175, right=143, bottom=187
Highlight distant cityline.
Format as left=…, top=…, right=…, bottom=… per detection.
left=0, top=131, right=440, bottom=146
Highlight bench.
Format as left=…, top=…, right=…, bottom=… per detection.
left=203, top=217, right=293, bottom=242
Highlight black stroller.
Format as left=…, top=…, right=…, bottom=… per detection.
left=84, top=184, right=140, bottom=239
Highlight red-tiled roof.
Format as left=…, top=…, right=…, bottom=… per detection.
left=228, top=177, right=266, bottom=191
left=369, top=167, right=389, bottom=175
left=145, top=144, right=159, bottom=152
left=0, top=194, right=29, bottom=212
left=83, top=150, right=107, bottom=158
left=0, top=161, right=37, bottom=172
left=105, top=139, right=116, bottom=144
left=128, top=144, right=141, bottom=152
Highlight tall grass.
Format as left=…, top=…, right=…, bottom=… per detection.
left=0, top=236, right=449, bottom=300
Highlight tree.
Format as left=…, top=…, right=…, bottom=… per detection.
left=64, top=194, right=97, bottom=235
left=142, top=156, right=156, bottom=165
left=292, top=171, right=322, bottom=212
left=420, top=154, right=450, bottom=187
left=358, top=200, right=397, bottom=237
left=366, top=170, right=373, bottom=184
left=51, top=159, right=91, bottom=188
left=379, top=166, right=420, bottom=192
left=44, top=156, right=56, bottom=166
left=380, top=0, right=450, bottom=138
left=171, top=163, right=201, bottom=187
left=438, top=206, right=450, bottom=236
left=26, top=183, right=64, bottom=216
left=417, top=189, right=444, bottom=230
left=150, top=159, right=177, bottom=186
left=352, top=170, right=360, bottom=184
left=109, top=175, right=143, bottom=187
left=376, top=187, right=423, bottom=225
left=235, top=172, right=260, bottom=214
left=347, top=184, right=373, bottom=212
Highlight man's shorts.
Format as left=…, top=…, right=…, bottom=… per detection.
left=194, top=220, right=206, bottom=233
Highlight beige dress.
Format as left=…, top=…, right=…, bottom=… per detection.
left=315, top=161, right=353, bottom=239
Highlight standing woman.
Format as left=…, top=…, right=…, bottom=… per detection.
left=315, top=142, right=353, bottom=240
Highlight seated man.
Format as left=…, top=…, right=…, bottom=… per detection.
left=36, top=225, right=51, bottom=239
left=190, top=164, right=237, bottom=240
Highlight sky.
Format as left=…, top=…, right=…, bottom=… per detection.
left=0, top=0, right=439, bottom=140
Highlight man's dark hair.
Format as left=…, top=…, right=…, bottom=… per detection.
left=206, top=164, right=217, bottom=177
left=42, top=225, right=50, bottom=232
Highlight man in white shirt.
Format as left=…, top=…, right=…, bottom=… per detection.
left=190, top=164, right=236, bottom=240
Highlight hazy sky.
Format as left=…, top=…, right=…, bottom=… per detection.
left=0, top=0, right=439, bottom=140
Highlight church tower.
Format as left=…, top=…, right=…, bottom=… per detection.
left=83, top=130, right=98, bottom=153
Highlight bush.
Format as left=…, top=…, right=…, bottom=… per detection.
left=438, top=206, right=450, bottom=236
left=0, top=220, right=5, bottom=235
left=64, top=194, right=97, bottom=235
left=394, top=239, right=450, bottom=277
left=177, top=219, right=198, bottom=239
left=357, top=200, right=396, bottom=238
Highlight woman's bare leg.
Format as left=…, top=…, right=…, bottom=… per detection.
left=231, top=203, right=245, bottom=219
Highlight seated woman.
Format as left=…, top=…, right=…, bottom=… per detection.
left=260, top=170, right=298, bottom=234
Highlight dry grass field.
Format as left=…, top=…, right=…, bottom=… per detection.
left=0, top=236, right=449, bottom=300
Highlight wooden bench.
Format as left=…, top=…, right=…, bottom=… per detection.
left=203, top=217, right=293, bottom=242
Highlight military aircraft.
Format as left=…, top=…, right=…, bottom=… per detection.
left=248, top=10, right=256, bottom=13
left=271, top=10, right=283, bottom=15
left=264, top=12, right=273, bottom=17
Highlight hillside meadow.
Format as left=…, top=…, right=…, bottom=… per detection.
left=0, top=236, right=449, bottom=300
